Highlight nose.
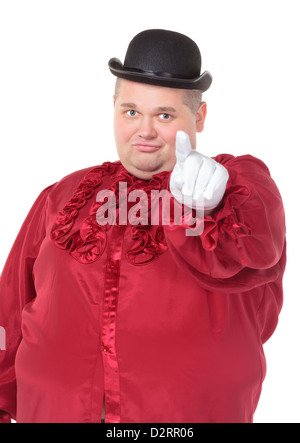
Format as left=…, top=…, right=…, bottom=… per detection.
left=138, top=116, right=157, bottom=139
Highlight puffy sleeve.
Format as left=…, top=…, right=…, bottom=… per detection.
left=0, top=183, right=56, bottom=423
left=164, top=154, right=286, bottom=283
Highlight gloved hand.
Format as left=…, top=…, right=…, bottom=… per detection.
left=170, top=131, right=229, bottom=212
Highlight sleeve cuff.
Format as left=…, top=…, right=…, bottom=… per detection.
left=167, top=178, right=252, bottom=252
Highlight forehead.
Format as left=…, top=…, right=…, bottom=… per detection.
left=116, top=79, right=185, bottom=109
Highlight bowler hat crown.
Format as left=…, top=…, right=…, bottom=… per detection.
left=109, top=29, right=212, bottom=91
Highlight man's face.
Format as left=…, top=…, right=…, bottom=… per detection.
left=113, top=79, right=207, bottom=180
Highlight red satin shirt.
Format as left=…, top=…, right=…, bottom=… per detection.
left=0, top=154, right=286, bottom=423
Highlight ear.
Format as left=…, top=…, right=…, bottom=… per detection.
left=196, top=102, right=207, bottom=133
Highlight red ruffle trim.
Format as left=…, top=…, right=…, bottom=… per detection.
left=167, top=181, right=252, bottom=251
left=50, top=162, right=171, bottom=265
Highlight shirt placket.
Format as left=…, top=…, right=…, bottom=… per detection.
left=101, top=224, right=126, bottom=423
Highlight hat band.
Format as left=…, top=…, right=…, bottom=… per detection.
left=123, top=66, right=196, bottom=80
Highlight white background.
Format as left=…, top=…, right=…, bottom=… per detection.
left=0, top=0, right=299, bottom=423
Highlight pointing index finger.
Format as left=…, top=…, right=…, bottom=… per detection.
left=175, top=131, right=193, bottom=164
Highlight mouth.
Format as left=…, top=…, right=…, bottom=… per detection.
left=132, top=144, right=162, bottom=153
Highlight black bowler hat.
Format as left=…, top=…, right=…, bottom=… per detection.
left=108, top=29, right=212, bottom=91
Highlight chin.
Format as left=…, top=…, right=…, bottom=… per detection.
left=128, top=161, right=159, bottom=177
left=123, top=157, right=174, bottom=179
left=132, top=169, right=157, bottom=180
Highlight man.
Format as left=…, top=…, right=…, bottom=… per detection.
left=0, top=29, right=286, bottom=423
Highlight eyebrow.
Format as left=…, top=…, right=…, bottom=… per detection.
left=155, top=106, right=177, bottom=113
left=120, top=103, right=137, bottom=109
left=120, top=103, right=178, bottom=113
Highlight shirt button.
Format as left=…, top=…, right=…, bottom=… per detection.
left=102, top=344, right=109, bottom=353
left=109, top=259, right=115, bottom=268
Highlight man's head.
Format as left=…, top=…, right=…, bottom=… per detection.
left=109, top=29, right=211, bottom=180
left=113, top=79, right=207, bottom=180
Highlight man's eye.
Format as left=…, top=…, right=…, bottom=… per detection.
left=160, top=113, right=172, bottom=120
left=127, top=110, right=137, bottom=117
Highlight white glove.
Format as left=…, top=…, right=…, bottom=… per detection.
left=170, top=131, right=229, bottom=211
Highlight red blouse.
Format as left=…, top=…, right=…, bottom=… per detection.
left=0, top=154, right=286, bottom=423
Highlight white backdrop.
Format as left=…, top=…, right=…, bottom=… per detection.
left=0, top=0, right=299, bottom=423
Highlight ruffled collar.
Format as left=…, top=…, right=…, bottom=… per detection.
left=50, top=161, right=171, bottom=265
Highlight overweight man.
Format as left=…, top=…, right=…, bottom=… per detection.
left=0, top=29, right=286, bottom=423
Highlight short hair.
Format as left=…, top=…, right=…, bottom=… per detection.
left=182, top=89, right=203, bottom=115
left=114, top=78, right=203, bottom=115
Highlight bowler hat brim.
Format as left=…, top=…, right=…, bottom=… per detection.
left=108, top=58, right=212, bottom=92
